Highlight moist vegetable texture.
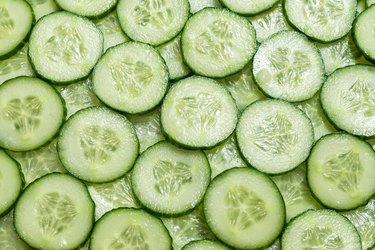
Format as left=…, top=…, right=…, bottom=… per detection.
left=0, top=1, right=374, bottom=250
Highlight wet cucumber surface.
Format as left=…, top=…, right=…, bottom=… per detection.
left=0, top=1, right=374, bottom=249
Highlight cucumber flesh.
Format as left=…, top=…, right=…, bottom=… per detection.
left=0, top=212, right=31, bottom=250
left=188, top=0, right=221, bottom=13
left=182, top=239, right=229, bottom=250
left=353, top=5, right=375, bottom=63
left=26, top=0, right=59, bottom=20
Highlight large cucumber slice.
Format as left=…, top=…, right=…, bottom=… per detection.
left=353, top=5, right=375, bottom=63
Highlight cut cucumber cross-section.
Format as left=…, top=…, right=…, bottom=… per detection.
left=14, top=173, right=95, bottom=250
left=181, top=8, right=257, bottom=78
left=204, top=167, right=285, bottom=249
left=55, top=0, right=117, bottom=18
left=182, top=240, right=229, bottom=250
left=220, top=0, right=278, bottom=16
left=161, top=76, right=238, bottom=149
left=307, top=133, right=375, bottom=210
left=90, top=208, right=172, bottom=250
left=253, top=31, right=325, bottom=102
left=0, top=77, right=66, bottom=151
left=236, top=99, right=314, bottom=174
left=132, top=141, right=211, bottom=215
left=57, top=106, right=139, bottom=183
left=353, top=5, right=375, bottom=63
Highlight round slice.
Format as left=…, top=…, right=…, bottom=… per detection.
left=321, top=65, right=375, bottom=137
left=92, top=42, right=168, bottom=114
left=0, top=150, right=23, bottom=216
left=253, top=31, right=325, bottom=102
left=57, top=106, right=139, bottom=183
left=182, top=240, right=229, bottom=250
left=132, top=141, right=211, bottom=215
left=284, top=0, right=357, bottom=42
left=181, top=8, right=257, bottom=78
left=0, top=0, right=33, bottom=59
left=55, top=0, right=117, bottom=18
left=90, top=208, right=172, bottom=250
left=117, top=0, right=189, bottom=46
left=281, top=209, right=361, bottom=250
left=161, top=76, right=238, bottom=149
left=236, top=99, right=314, bottom=174
left=28, top=11, right=103, bottom=83
left=14, top=173, right=95, bottom=250
left=0, top=77, right=66, bottom=151
left=220, top=0, right=278, bottom=16
left=353, top=5, right=375, bottom=63
left=204, top=167, right=285, bottom=249
left=307, top=133, right=375, bottom=210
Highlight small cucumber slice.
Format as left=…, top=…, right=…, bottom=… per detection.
left=220, top=0, right=278, bottom=16
left=353, top=5, right=375, bottom=63
left=188, top=0, right=221, bottom=13
left=182, top=240, right=229, bottom=250
left=26, top=0, right=59, bottom=20
left=0, top=212, right=31, bottom=250
left=55, top=0, right=117, bottom=18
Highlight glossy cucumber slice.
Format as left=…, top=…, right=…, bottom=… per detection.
left=353, top=5, right=375, bottom=63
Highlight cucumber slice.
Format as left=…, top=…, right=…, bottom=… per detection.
left=157, top=35, right=191, bottom=81
left=0, top=212, right=31, bottom=250
left=7, top=140, right=66, bottom=186
left=182, top=240, right=229, bottom=250
left=188, top=0, right=221, bottom=13
left=342, top=197, right=375, bottom=249
left=57, top=107, right=139, bottom=183
left=26, top=0, right=59, bottom=20
left=88, top=173, right=139, bottom=220
left=0, top=150, right=23, bottom=216
left=308, top=133, right=375, bottom=210
left=92, top=42, right=168, bottom=114
left=272, top=163, right=322, bottom=222
left=0, top=0, right=34, bottom=59
left=218, top=62, right=265, bottom=111
left=0, top=77, right=66, bottom=151
left=161, top=76, right=238, bottom=149
left=204, top=167, right=285, bottom=249
left=253, top=31, right=325, bottom=102
left=0, top=44, right=34, bottom=85
left=284, top=0, right=357, bottom=42
left=368, top=0, right=375, bottom=6
left=128, top=108, right=165, bottom=153
left=237, top=99, right=314, bottom=174
left=14, top=173, right=95, bottom=250
left=55, top=0, right=117, bottom=18
left=281, top=209, right=362, bottom=250
left=117, top=0, right=190, bottom=46
left=353, top=5, right=375, bottom=63
left=320, top=65, right=375, bottom=137
left=132, top=141, right=211, bottom=215
left=181, top=8, right=257, bottom=78
left=28, top=11, right=103, bottom=83
left=90, top=208, right=172, bottom=250
left=249, top=3, right=291, bottom=43
left=220, top=0, right=278, bottom=16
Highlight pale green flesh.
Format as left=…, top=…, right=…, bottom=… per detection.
left=284, top=0, right=357, bottom=42
left=221, top=0, right=278, bottom=15
left=58, top=107, right=139, bottom=183
left=90, top=209, right=171, bottom=250
left=93, top=42, right=168, bottom=114
left=117, top=0, right=190, bottom=46
left=237, top=99, right=314, bottom=174
left=161, top=76, right=238, bottom=149
left=188, top=0, right=221, bottom=13
left=354, top=5, right=375, bottom=62
left=282, top=210, right=362, bottom=250
left=204, top=168, right=285, bottom=249
left=26, top=0, right=60, bottom=20
left=0, top=212, right=31, bottom=250
left=14, top=174, right=94, bottom=250
left=321, top=65, right=375, bottom=137
left=132, top=141, right=211, bottom=215
left=182, top=239, right=229, bottom=250
left=368, top=0, right=375, bottom=6
left=56, top=0, right=116, bottom=17
left=0, top=77, right=65, bottom=151
left=253, top=31, right=325, bottom=102
left=181, top=8, right=256, bottom=78
left=308, top=134, right=375, bottom=210
left=342, top=197, right=375, bottom=249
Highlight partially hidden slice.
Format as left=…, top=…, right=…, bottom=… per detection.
left=55, top=0, right=117, bottom=18
left=182, top=240, right=229, bottom=250
left=353, top=5, right=375, bottom=63
left=220, top=0, right=278, bottom=16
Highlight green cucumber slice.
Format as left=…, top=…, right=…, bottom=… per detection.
left=220, top=0, right=278, bottom=16
left=161, top=76, right=238, bottom=149
left=26, top=0, right=59, bottom=20
left=284, top=0, right=357, bottom=42
left=188, top=0, right=221, bottom=13
left=353, top=5, right=375, bottom=63
left=182, top=240, right=229, bottom=250
left=14, top=173, right=95, bottom=250
left=253, top=31, right=325, bottom=102
left=368, top=0, right=375, bottom=6
left=0, top=212, right=31, bottom=250
left=181, top=8, right=257, bottom=78
left=132, top=141, right=211, bottom=215
left=236, top=99, right=314, bottom=174
left=307, top=133, right=375, bottom=210
left=57, top=107, right=139, bottom=183
left=320, top=65, right=375, bottom=137
left=204, top=167, right=285, bottom=249
left=55, top=0, right=117, bottom=18
left=281, top=209, right=362, bottom=250
left=0, top=77, right=66, bottom=151
left=117, top=0, right=190, bottom=46
left=90, top=208, right=172, bottom=250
